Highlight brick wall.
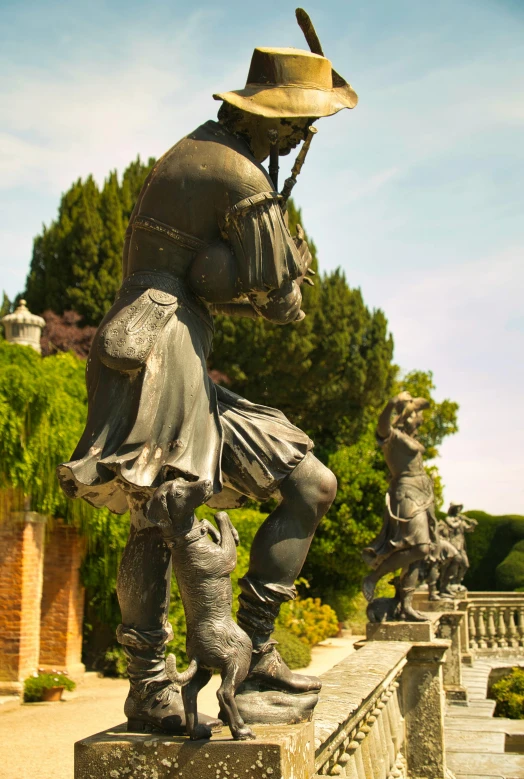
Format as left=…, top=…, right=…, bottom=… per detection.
left=0, top=512, right=46, bottom=693
left=40, top=522, right=86, bottom=678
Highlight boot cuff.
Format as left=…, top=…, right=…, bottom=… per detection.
left=117, top=622, right=174, bottom=649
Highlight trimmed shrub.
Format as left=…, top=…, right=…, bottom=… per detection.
left=491, top=668, right=524, bottom=719
left=463, top=512, right=524, bottom=591
left=496, top=540, right=524, bottom=591
left=272, top=628, right=311, bottom=670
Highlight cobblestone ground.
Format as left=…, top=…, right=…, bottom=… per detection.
left=0, top=634, right=359, bottom=779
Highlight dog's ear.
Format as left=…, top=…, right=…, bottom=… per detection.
left=147, top=486, right=170, bottom=528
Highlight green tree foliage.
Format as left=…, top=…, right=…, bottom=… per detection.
left=24, top=157, right=155, bottom=326
left=0, top=292, right=11, bottom=339
left=0, top=341, right=130, bottom=633
left=303, top=424, right=389, bottom=611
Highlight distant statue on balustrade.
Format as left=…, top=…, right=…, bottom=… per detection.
left=363, top=392, right=438, bottom=622
left=438, top=503, right=477, bottom=596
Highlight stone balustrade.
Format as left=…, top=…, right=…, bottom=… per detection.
left=313, top=642, right=409, bottom=778
left=464, top=593, right=524, bottom=652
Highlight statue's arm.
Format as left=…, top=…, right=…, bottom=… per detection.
left=377, top=391, right=412, bottom=439
left=208, top=302, right=260, bottom=319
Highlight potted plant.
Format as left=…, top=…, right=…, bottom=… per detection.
left=23, top=669, right=76, bottom=702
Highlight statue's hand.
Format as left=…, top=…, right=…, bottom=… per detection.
left=393, top=391, right=413, bottom=409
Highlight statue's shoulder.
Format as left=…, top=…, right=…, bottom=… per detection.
left=165, top=121, right=273, bottom=197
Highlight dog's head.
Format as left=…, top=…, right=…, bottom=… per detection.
left=148, top=478, right=213, bottom=529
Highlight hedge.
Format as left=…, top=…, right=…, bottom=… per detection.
left=462, top=511, right=524, bottom=591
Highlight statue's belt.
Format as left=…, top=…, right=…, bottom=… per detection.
left=385, top=492, right=434, bottom=521
left=131, top=215, right=207, bottom=254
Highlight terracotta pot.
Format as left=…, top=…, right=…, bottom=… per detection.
left=42, top=686, right=64, bottom=702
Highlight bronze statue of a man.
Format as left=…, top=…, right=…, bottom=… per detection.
left=58, top=33, right=357, bottom=733
left=362, top=392, right=438, bottom=622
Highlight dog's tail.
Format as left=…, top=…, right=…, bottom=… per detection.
left=165, top=653, right=198, bottom=686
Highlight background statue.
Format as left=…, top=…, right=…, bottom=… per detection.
left=439, top=503, right=477, bottom=595
left=424, top=523, right=460, bottom=601
left=362, top=392, right=438, bottom=622
left=57, top=12, right=358, bottom=735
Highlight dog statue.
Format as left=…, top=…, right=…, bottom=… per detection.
left=366, top=576, right=402, bottom=623
left=148, top=477, right=255, bottom=741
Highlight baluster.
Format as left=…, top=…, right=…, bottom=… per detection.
left=497, top=606, right=507, bottom=648
left=486, top=607, right=498, bottom=648
left=380, top=692, right=396, bottom=771
left=366, top=712, right=383, bottom=779
left=372, top=705, right=388, bottom=779
left=518, top=606, right=524, bottom=647
left=391, top=681, right=404, bottom=751
left=507, top=607, right=519, bottom=648
left=356, top=726, right=376, bottom=779
left=477, top=607, right=487, bottom=648
left=468, top=607, right=478, bottom=650
left=339, top=733, right=359, bottom=779
left=352, top=737, right=366, bottom=779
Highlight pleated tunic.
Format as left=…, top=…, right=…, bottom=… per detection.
left=365, top=427, right=437, bottom=565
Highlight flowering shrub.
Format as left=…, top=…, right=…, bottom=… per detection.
left=23, top=669, right=76, bottom=702
left=276, top=597, right=339, bottom=647
left=491, top=667, right=524, bottom=719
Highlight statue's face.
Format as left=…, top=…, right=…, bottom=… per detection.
left=404, top=410, right=424, bottom=436
left=278, top=118, right=314, bottom=155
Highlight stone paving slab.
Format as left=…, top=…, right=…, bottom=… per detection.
left=447, top=701, right=496, bottom=718
left=454, top=774, right=504, bottom=779
left=447, top=750, right=524, bottom=778
left=444, top=729, right=505, bottom=753
left=446, top=717, right=524, bottom=733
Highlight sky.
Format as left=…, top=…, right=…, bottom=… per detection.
left=1, top=0, right=523, bottom=513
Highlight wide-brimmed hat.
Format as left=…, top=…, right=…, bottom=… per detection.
left=214, top=46, right=358, bottom=119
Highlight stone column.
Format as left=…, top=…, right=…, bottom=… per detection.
left=40, top=522, right=86, bottom=679
left=0, top=511, right=47, bottom=694
left=401, top=641, right=449, bottom=779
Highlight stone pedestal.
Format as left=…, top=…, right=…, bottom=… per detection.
left=75, top=721, right=315, bottom=779
left=0, top=511, right=46, bottom=695
left=366, top=612, right=441, bottom=642
left=401, top=642, right=449, bottom=779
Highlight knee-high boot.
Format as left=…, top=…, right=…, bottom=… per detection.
left=237, top=576, right=321, bottom=693
left=117, top=523, right=221, bottom=733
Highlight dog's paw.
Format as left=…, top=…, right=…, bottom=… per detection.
left=190, top=723, right=212, bottom=740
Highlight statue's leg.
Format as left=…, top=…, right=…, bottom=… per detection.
left=426, top=562, right=441, bottom=601
left=399, top=557, right=430, bottom=622
left=362, top=545, right=430, bottom=603
left=237, top=452, right=337, bottom=693
left=116, top=497, right=221, bottom=734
